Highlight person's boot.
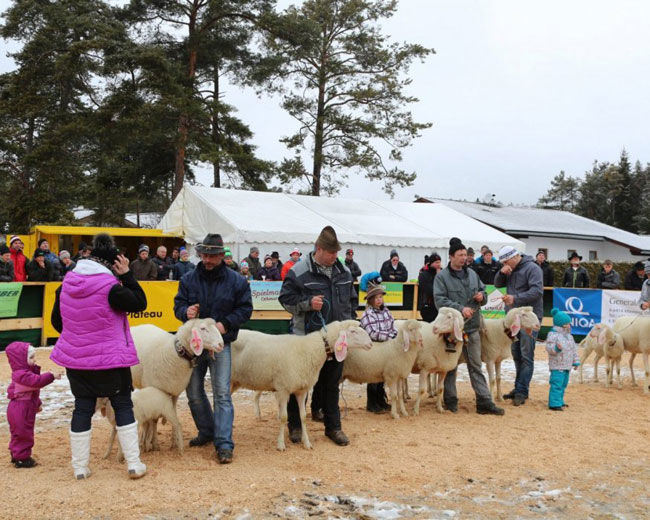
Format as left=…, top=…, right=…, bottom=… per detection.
left=502, top=390, right=516, bottom=400
left=288, top=426, right=302, bottom=444
left=311, top=409, right=325, bottom=422
left=188, top=435, right=212, bottom=447
left=366, top=384, right=382, bottom=413
left=476, top=401, right=505, bottom=415
left=14, top=457, right=37, bottom=469
left=69, top=429, right=92, bottom=480
left=443, top=398, right=458, bottom=413
left=513, top=394, right=527, bottom=406
left=376, top=383, right=391, bottom=411
left=116, top=422, right=147, bottom=479
left=325, top=430, right=349, bottom=446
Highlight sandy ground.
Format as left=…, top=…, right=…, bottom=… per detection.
left=1, top=347, right=650, bottom=520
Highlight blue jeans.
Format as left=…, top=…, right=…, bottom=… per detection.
left=511, top=330, right=538, bottom=398
left=186, top=345, right=234, bottom=451
left=548, top=370, right=570, bottom=408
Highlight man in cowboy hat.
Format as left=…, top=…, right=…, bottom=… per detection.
left=562, top=252, right=590, bottom=288
left=173, top=234, right=253, bottom=464
left=279, top=225, right=358, bottom=446
left=494, top=245, right=544, bottom=406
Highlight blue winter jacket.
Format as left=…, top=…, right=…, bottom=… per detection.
left=173, top=261, right=253, bottom=344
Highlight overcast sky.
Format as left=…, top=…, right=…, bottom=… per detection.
left=2, top=0, right=649, bottom=205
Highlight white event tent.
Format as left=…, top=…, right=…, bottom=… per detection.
left=160, top=186, right=525, bottom=277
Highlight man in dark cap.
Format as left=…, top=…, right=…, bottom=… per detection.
left=624, top=261, right=646, bottom=290
left=174, top=233, right=253, bottom=464
left=279, top=225, right=358, bottom=446
left=433, top=237, right=504, bottom=416
left=344, top=248, right=362, bottom=281
left=380, top=249, right=408, bottom=282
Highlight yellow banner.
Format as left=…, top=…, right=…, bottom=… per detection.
left=43, top=281, right=183, bottom=339
left=358, top=282, right=404, bottom=307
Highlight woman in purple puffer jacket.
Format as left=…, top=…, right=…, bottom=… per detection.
left=50, top=233, right=148, bottom=480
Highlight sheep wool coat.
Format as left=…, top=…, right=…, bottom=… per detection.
left=545, top=327, right=580, bottom=371
left=50, top=262, right=140, bottom=370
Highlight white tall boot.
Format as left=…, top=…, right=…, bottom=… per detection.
left=116, top=422, right=147, bottom=479
left=69, top=429, right=92, bottom=480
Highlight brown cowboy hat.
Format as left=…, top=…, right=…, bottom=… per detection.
left=364, top=282, right=387, bottom=302
left=195, top=234, right=226, bottom=255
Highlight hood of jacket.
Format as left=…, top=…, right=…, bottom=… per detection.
left=6, top=341, right=30, bottom=372
left=63, top=259, right=115, bottom=298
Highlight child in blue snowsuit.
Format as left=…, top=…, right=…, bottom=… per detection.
left=545, top=308, right=580, bottom=411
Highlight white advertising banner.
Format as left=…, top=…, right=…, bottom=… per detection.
left=601, top=290, right=643, bottom=327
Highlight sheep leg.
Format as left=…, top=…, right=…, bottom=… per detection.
left=387, top=382, right=400, bottom=419
left=579, top=347, right=592, bottom=384
left=495, top=359, right=503, bottom=402
left=616, top=358, right=622, bottom=390
left=642, top=351, right=650, bottom=395
left=294, top=390, right=312, bottom=450
left=427, top=374, right=435, bottom=398
left=254, top=391, right=263, bottom=420
left=486, top=361, right=496, bottom=401
left=435, top=372, right=446, bottom=413
left=413, top=372, right=428, bottom=416
left=401, top=378, right=409, bottom=403
left=276, top=391, right=289, bottom=451
left=605, top=356, right=612, bottom=389
left=164, top=409, right=184, bottom=455
left=103, top=426, right=117, bottom=459
left=396, top=379, right=409, bottom=417
left=151, top=419, right=160, bottom=451
left=593, top=353, right=602, bottom=383
left=629, top=353, right=637, bottom=386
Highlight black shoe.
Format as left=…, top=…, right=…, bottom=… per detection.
left=288, top=427, right=302, bottom=444
left=217, top=449, right=233, bottom=464
left=513, top=394, right=527, bottom=406
left=14, top=457, right=37, bottom=469
left=562, top=404, right=569, bottom=408
left=311, top=409, right=324, bottom=422
left=10, top=457, right=16, bottom=464
left=477, top=403, right=505, bottom=415
left=443, top=402, right=458, bottom=413
left=189, top=435, right=212, bottom=447
left=325, top=430, right=349, bottom=446
left=549, top=406, right=564, bottom=412
left=503, top=391, right=515, bottom=400
left=366, top=403, right=387, bottom=414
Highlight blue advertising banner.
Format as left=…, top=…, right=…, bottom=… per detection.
left=552, top=288, right=602, bottom=334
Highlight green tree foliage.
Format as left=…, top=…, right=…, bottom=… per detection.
left=536, top=170, right=580, bottom=211
left=265, top=0, right=434, bottom=196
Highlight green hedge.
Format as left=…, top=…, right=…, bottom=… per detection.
left=547, top=261, right=639, bottom=288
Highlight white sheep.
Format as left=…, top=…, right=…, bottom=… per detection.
left=231, top=320, right=372, bottom=451
left=477, top=307, right=540, bottom=402
left=578, top=325, right=606, bottom=384
left=398, top=308, right=465, bottom=415
left=130, top=318, right=224, bottom=406
left=613, top=315, right=650, bottom=393
left=100, top=387, right=184, bottom=461
left=341, top=319, right=423, bottom=419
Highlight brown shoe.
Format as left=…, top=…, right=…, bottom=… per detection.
left=217, top=449, right=233, bottom=464
left=325, top=430, right=349, bottom=446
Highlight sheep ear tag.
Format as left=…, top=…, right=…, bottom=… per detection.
left=598, top=327, right=608, bottom=345
left=510, top=314, right=521, bottom=337
left=334, top=332, right=348, bottom=362
left=191, top=328, right=204, bottom=356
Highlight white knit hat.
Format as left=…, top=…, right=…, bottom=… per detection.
left=498, top=245, right=519, bottom=262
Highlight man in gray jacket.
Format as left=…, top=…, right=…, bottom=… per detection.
left=494, top=246, right=544, bottom=406
left=638, top=261, right=650, bottom=310
left=434, top=237, right=504, bottom=415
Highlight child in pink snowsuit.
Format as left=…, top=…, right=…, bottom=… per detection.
left=6, top=342, right=61, bottom=468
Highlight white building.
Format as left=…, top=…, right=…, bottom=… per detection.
left=160, top=186, right=524, bottom=276
left=423, top=199, right=650, bottom=262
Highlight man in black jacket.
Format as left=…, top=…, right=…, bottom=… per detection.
left=174, top=233, right=253, bottom=464
left=417, top=253, right=441, bottom=322
left=534, top=251, right=555, bottom=287
left=597, top=260, right=621, bottom=289
left=380, top=249, right=408, bottom=282
left=624, top=262, right=646, bottom=290
left=563, top=252, right=590, bottom=288
left=344, top=248, right=362, bottom=281
left=279, top=226, right=358, bottom=446
left=474, top=248, right=501, bottom=285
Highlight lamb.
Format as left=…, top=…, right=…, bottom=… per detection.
left=613, top=315, right=650, bottom=393
left=341, top=319, right=423, bottom=419
left=130, top=318, right=224, bottom=404
left=100, top=387, right=184, bottom=461
left=400, top=308, right=465, bottom=415
left=578, top=325, right=606, bottom=384
left=477, top=307, right=540, bottom=402
left=230, top=320, right=372, bottom=451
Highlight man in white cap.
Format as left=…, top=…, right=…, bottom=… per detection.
left=494, top=245, right=544, bottom=406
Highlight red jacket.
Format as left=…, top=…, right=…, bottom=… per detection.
left=10, top=249, right=27, bottom=281
left=280, top=260, right=295, bottom=280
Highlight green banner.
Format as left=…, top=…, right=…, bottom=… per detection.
left=481, top=285, right=506, bottom=319
left=0, top=282, right=23, bottom=318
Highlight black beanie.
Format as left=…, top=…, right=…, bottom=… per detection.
left=428, top=252, right=441, bottom=264
left=91, top=233, right=119, bottom=267
left=449, top=237, right=466, bottom=256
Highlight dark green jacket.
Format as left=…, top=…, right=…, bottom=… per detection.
left=433, top=264, right=487, bottom=333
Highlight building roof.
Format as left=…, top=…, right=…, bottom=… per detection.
left=160, top=186, right=524, bottom=251
left=424, top=198, right=650, bottom=255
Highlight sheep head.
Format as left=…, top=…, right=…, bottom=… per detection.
left=329, top=320, right=372, bottom=362
left=591, top=323, right=614, bottom=346
left=505, top=307, right=540, bottom=336
left=432, top=307, right=464, bottom=342
left=181, top=318, right=224, bottom=359
left=399, top=319, right=423, bottom=352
